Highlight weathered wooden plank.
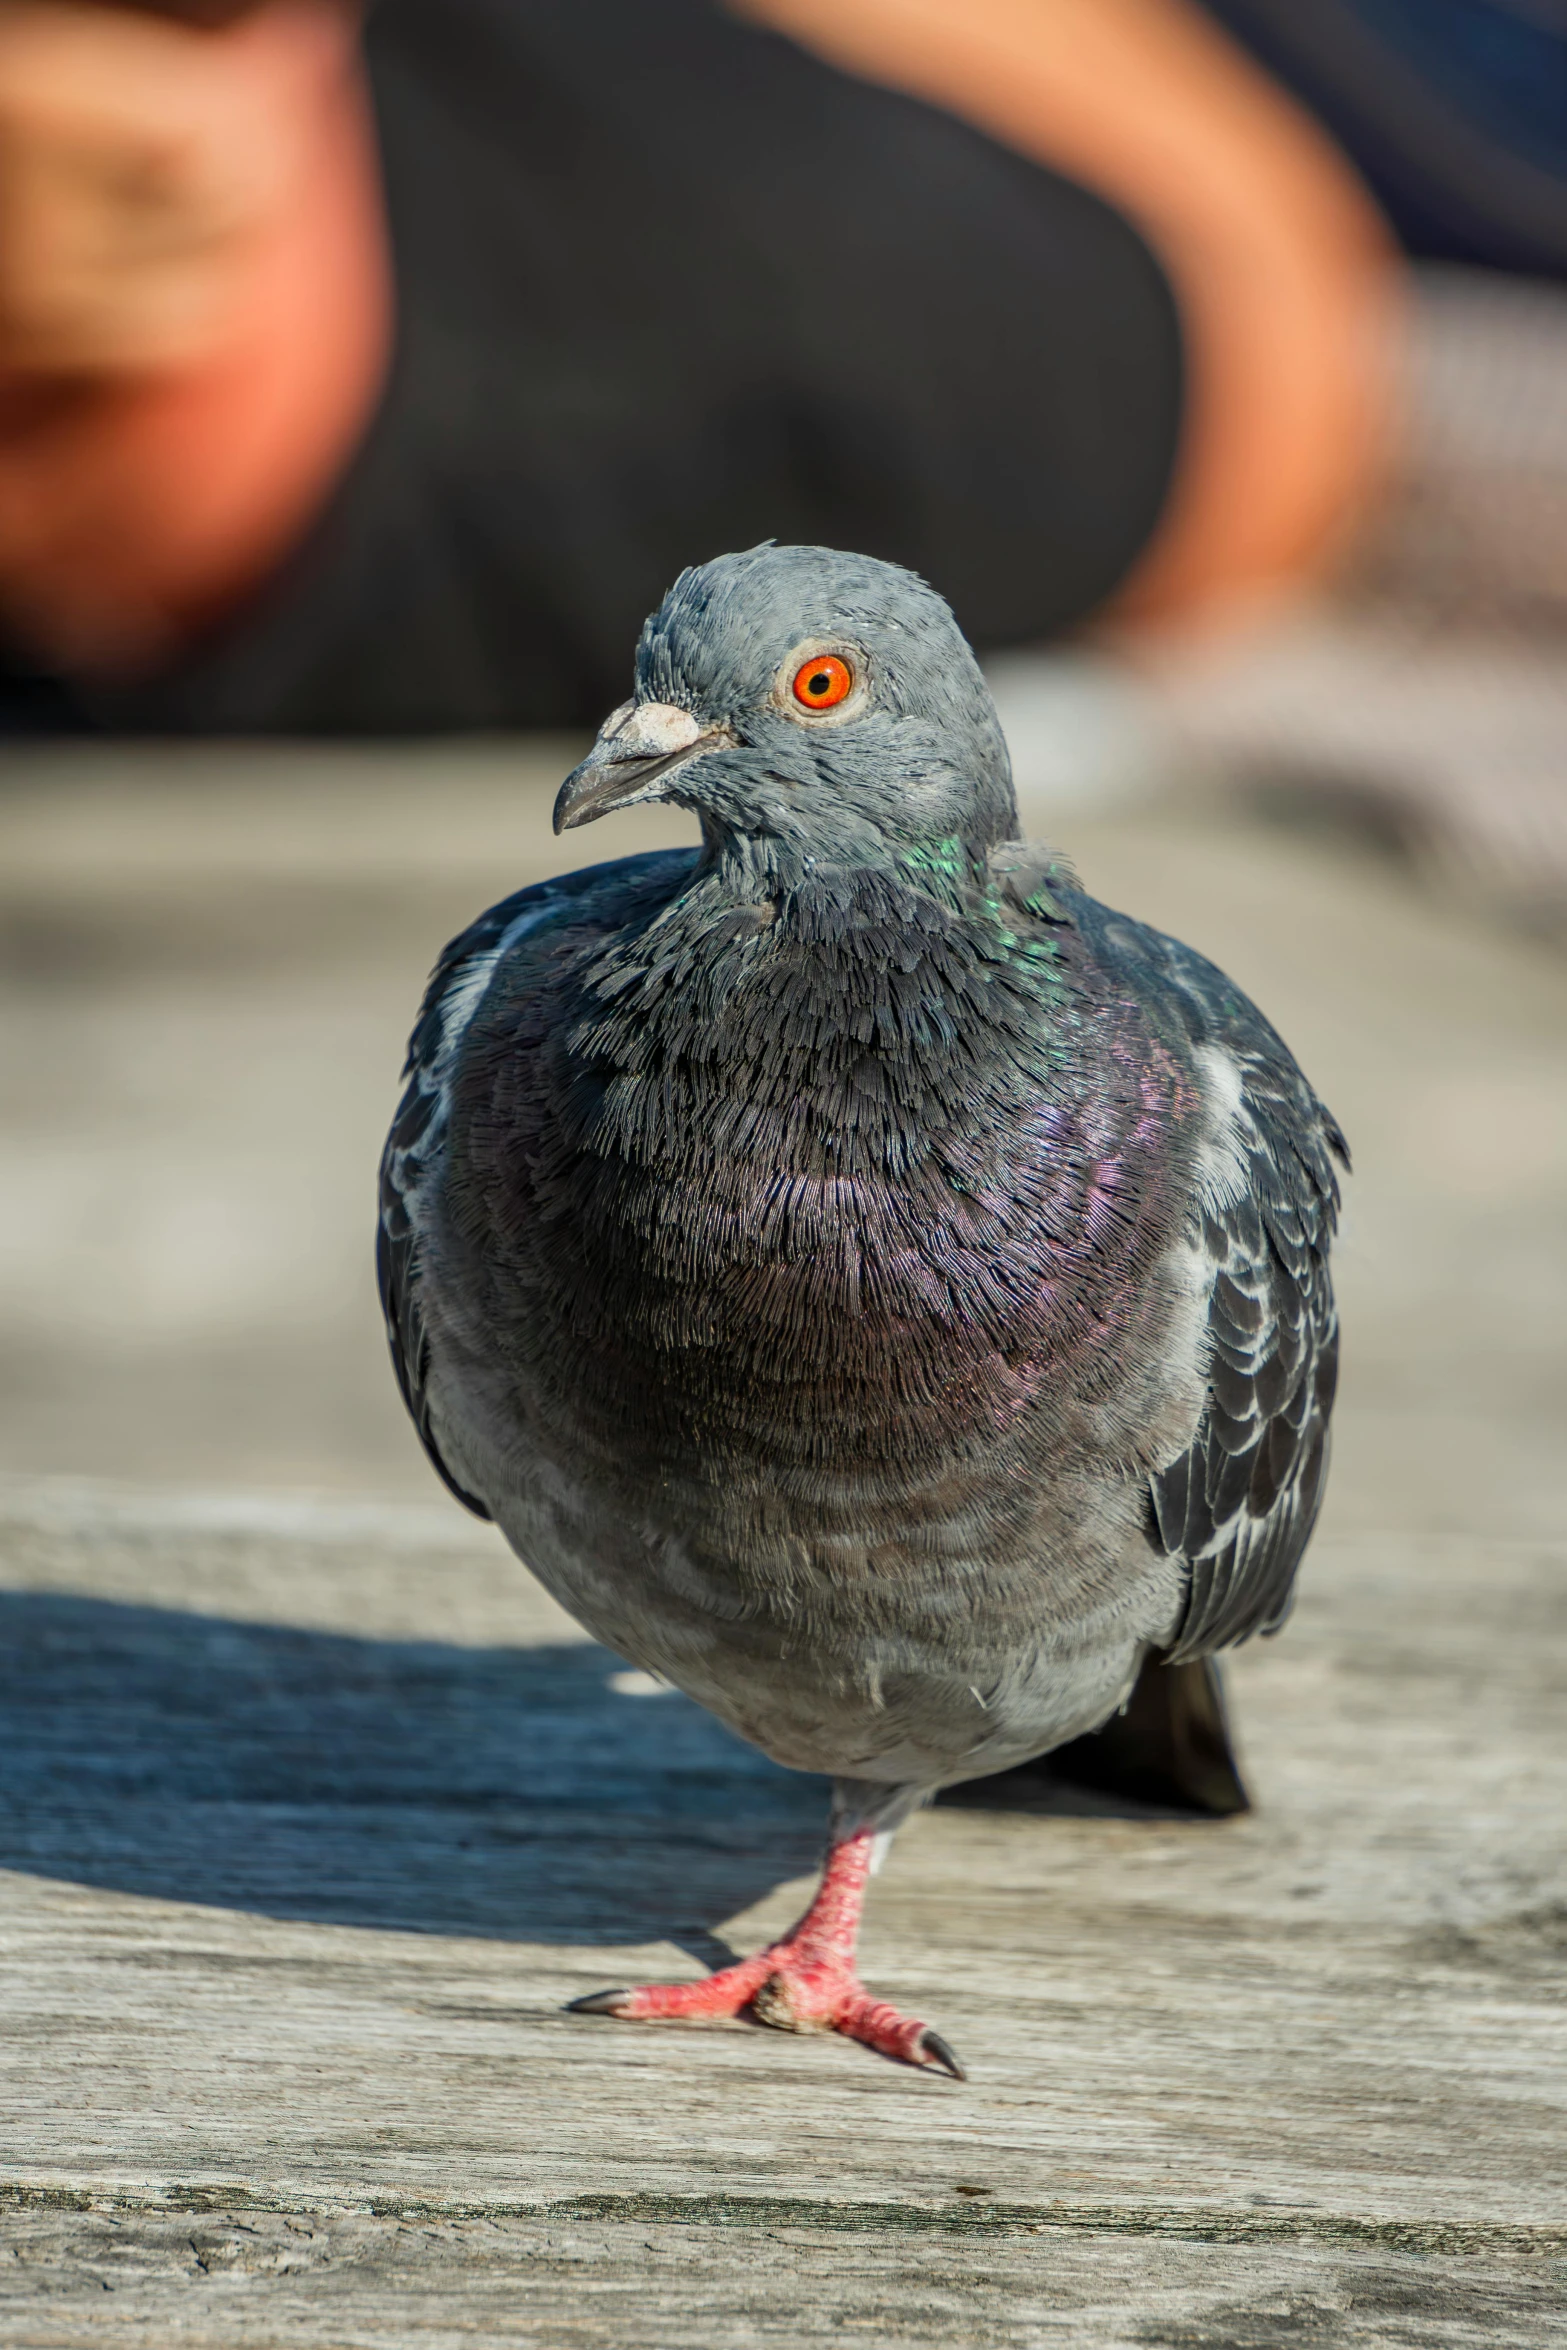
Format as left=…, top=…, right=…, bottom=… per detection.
left=0, top=1485, right=1562, bottom=2347
left=3, top=2196, right=1563, bottom=2349
left=2, top=750, right=1566, bottom=2341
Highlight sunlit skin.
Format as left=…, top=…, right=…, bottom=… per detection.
left=0, top=0, right=388, bottom=672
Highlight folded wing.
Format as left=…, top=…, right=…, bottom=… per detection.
left=1076, top=896, right=1348, bottom=1661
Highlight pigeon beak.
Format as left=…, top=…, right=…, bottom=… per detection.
left=553, top=702, right=729, bottom=833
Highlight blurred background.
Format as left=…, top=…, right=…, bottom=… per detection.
left=0, top=0, right=1563, bottom=1544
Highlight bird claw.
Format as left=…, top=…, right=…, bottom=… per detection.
left=568, top=1951, right=772, bottom=2026
left=568, top=1958, right=965, bottom=2078
left=565, top=1832, right=965, bottom=2076
left=916, top=2027, right=967, bottom=2081
left=566, top=1987, right=637, bottom=2015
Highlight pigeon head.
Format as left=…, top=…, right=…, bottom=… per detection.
left=553, top=545, right=1018, bottom=873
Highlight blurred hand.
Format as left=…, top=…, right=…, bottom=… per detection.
left=0, top=0, right=360, bottom=374
left=0, top=0, right=363, bottom=377
left=0, top=0, right=388, bottom=677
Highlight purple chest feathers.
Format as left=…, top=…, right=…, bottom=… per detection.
left=450, top=901, right=1203, bottom=1490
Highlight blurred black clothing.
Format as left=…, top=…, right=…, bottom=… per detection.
left=27, top=0, right=1182, bottom=733
left=1201, top=0, right=1567, bottom=281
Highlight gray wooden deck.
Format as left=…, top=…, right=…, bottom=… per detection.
left=1, top=743, right=1564, bottom=2344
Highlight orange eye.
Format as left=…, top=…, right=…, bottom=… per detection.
left=791, top=654, right=854, bottom=711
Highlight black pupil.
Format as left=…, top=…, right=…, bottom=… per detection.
left=808, top=670, right=830, bottom=695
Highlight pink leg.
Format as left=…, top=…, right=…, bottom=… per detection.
left=569, top=1828, right=964, bottom=2077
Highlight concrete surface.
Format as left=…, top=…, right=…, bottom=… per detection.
left=0, top=742, right=1564, bottom=2345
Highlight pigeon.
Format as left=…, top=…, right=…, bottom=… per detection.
left=378, top=543, right=1345, bottom=2080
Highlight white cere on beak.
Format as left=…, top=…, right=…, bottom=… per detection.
left=602, top=702, right=707, bottom=758
left=554, top=698, right=726, bottom=831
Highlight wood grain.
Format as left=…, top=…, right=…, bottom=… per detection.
left=1, top=1483, right=1562, bottom=2344
left=2, top=743, right=1565, bottom=2339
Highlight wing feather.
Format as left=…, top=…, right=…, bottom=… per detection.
left=1074, top=896, right=1348, bottom=1662
left=376, top=846, right=700, bottom=1514
left=376, top=879, right=573, bottom=1515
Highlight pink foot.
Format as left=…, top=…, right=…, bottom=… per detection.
left=568, top=1830, right=964, bottom=2079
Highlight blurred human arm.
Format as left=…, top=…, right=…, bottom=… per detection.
left=0, top=0, right=1398, bottom=700
left=0, top=0, right=390, bottom=674
left=738, top=0, right=1401, bottom=634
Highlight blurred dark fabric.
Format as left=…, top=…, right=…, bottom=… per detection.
left=15, top=0, right=1181, bottom=734
left=1201, top=0, right=1567, bottom=280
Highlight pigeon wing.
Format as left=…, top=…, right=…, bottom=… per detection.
left=377, top=847, right=701, bottom=1516
left=1074, top=896, right=1348, bottom=1660
left=1152, top=1078, right=1343, bottom=1660
left=377, top=881, right=565, bottom=1516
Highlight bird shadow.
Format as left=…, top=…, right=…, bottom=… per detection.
left=0, top=1589, right=829, bottom=1953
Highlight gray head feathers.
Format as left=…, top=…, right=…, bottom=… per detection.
left=557, top=544, right=1019, bottom=872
